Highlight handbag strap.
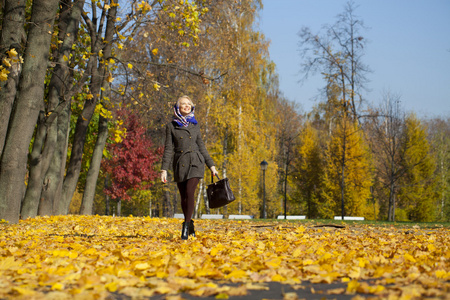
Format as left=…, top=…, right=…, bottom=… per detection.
left=211, top=173, right=221, bottom=183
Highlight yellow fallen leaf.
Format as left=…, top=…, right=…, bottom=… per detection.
left=369, top=285, right=385, bottom=294
left=347, top=280, right=360, bottom=293
left=227, top=285, right=247, bottom=296
left=51, top=283, right=64, bottom=291
left=245, top=283, right=269, bottom=290
left=349, top=266, right=361, bottom=279
left=404, top=253, right=416, bottom=263
left=166, top=296, right=185, bottom=300
left=292, top=247, right=302, bottom=258
left=326, top=288, right=345, bottom=294
left=135, top=262, right=150, bottom=271
left=435, top=270, right=449, bottom=279
left=153, top=285, right=174, bottom=294
left=272, top=273, right=285, bottom=281
left=225, top=269, right=246, bottom=279
left=265, top=257, right=282, bottom=268
left=283, top=292, right=299, bottom=300
left=12, top=287, right=36, bottom=296
left=105, top=281, right=118, bottom=292
left=0, top=256, right=20, bottom=270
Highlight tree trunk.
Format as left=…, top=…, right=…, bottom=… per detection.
left=41, top=101, right=71, bottom=215
left=222, top=129, right=228, bottom=216
left=163, top=183, right=170, bottom=217
left=21, top=111, right=54, bottom=218
left=148, top=192, right=152, bottom=217
left=60, top=80, right=99, bottom=214
left=116, top=199, right=121, bottom=217
left=204, top=181, right=210, bottom=214
left=0, top=0, right=60, bottom=224
left=340, top=128, right=347, bottom=219
left=172, top=187, right=177, bottom=216
left=35, top=120, right=57, bottom=216
left=80, top=114, right=108, bottom=215
left=80, top=1, right=116, bottom=214
left=105, top=174, right=110, bottom=215
left=392, top=193, right=396, bottom=222
left=22, top=99, right=67, bottom=217
left=22, top=0, right=85, bottom=217
left=307, top=189, right=311, bottom=219
left=60, top=3, right=117, bottom=214
left=0, top=0, right=26, bottom=157
left=388, top=182, right=394, bottom=221
left=194, top=179, right=203, bottom=218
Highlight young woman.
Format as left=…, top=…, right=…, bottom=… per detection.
left=161, top=96, right=218, bottom=239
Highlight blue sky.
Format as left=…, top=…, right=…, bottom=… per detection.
left=259, top=0, right=450, bottom=118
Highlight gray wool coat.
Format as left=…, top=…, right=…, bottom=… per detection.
left=161, top=122, right=215, bottom=182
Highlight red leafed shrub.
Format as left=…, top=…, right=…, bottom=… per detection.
left=102, top=108, right=161, bottom=200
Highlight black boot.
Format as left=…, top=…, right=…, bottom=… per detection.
left=181, top=222, right=189, bottom=240
left=189, top=220, right=195, bottom=237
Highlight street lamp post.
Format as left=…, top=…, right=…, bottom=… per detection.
left=260, top=160, right=268, bottom=219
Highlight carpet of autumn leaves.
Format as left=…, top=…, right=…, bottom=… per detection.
left=0, top=216, right=449, bottom=300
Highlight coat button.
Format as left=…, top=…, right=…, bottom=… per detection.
left=189, top=136, right=192, bottom=139
left=182, top=164, right=185, bottom=167
left=180, top=136, right=183, bottom=139
left=181, top=150, right=183, bottom=153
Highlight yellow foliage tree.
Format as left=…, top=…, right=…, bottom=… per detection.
left=293, top=121, right=324, bottom=218
left=397, top=114, right=438, bottom=222
left=321, top=116, right=373, bottom=219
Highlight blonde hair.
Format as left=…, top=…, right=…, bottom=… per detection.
left=176, top=95, right=194, bottom=107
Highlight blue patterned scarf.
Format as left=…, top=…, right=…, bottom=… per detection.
left=172, top=104, right=198, bottom=127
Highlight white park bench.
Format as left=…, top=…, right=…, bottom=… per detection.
left=201, top=214, right=224, bottom=219
left=334, top=216, right=365, bottom=220
left=228, top=215, right=253, bottom=219
left=277, top=215, right=306, bottom=220
left=173, top=213, right=184, bottom=219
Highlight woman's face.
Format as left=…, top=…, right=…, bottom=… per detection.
left=178, top=98, right=192, bottom=116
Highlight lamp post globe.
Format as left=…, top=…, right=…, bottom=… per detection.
left=260, top=160, right=268, bottom=171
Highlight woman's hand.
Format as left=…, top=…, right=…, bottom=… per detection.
left=210, top=166, right=219, bottom=178
left=161, top=170, right=167, bottom=183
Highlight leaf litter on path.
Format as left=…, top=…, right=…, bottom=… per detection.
left=0, top=215, right=448, bottom=299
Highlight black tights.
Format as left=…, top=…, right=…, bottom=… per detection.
left=177, top=177, right=200, bottom=223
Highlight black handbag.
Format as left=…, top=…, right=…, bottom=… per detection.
left=207, top=174, right=235, bottom=209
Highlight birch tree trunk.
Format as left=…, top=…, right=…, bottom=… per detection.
left=194, top=179, right=203, bottom=218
